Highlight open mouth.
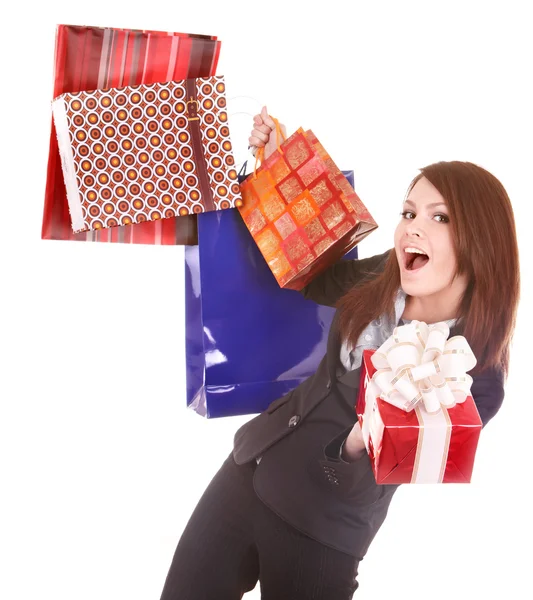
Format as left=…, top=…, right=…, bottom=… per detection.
left=404, top=249, right=430, bottom=271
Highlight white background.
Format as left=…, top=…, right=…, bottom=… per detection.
left=1, top=1, right=532, bottom=598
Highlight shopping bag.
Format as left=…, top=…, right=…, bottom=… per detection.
left=185, top=171, right=358, bottom=418
left=42, top=24, right=221, bottom=245
left=239, top=123, right=377, bottom=289
left=52, top=76, right=242, bottom=233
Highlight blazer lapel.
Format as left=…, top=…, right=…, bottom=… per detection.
left=326, top=310, right=342, bottom=385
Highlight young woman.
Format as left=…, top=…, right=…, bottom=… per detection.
left=159, top=109, right=520, bottom=600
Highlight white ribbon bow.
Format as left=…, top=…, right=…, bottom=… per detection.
left=370, top=320, right=476, bottom=415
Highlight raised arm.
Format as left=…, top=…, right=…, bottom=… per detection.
left=299, top=250, right=392, bottom=307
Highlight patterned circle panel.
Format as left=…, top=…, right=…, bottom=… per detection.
left=55, top=76, right=242, bottom=233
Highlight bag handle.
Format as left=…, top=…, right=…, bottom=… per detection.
left=226, top=94, right=263, bottom=178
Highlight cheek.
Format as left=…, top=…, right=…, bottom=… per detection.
left=393, top=222, right=404, bottom=246
left=431, top=232, right=457, bottom=271
left=393, top=226, right=403, bottom=262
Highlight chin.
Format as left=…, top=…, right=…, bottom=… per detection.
left=399, top=277, right=430, bottom=298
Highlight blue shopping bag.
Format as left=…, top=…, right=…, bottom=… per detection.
left=185, top=172, right=358, bottom=418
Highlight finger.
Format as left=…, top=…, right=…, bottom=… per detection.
left=253, top=114, right=263, bottom=126
left=249, top=130, right=269, bottom=144
left=263, top=114, right=276, bottom=131
left=249, top=135, right=266, bottom=147
left=253, top=123, right=272, bottom=135
left=251, top=129, right=271, bottom=143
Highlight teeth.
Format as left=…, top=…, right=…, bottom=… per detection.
left=405, top=247, right=427, bottom=255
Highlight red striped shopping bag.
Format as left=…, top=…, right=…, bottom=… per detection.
left=42, top=24, right=222, bottom=245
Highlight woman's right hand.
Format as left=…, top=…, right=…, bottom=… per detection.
left=249, top=106, right=286, bottom=160
left=342, top=422, right=367, bottom=462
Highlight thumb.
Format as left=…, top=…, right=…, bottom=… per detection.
left=261, top=105, right=276, bottom=131
left=260, top=105, right=269, bottom=121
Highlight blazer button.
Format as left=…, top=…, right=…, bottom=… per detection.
left=288, top=415, right=300, bottom=428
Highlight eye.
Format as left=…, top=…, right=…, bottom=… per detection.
left=400, top=210, right=415, bottom=220
left=434, top=213, right=449, bottom=223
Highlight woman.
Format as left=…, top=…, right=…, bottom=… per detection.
left=159, top=109, right=520, bottom=600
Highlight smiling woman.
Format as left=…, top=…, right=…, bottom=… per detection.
left=399, top=194, right=450, bottom=273
left=394, top=176, right=469, bottom=323
left=338, top=161, right=520, bottom=377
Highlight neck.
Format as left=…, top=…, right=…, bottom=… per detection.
left=402, top=291, right=462, bottom=324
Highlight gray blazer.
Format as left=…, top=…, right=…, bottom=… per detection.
left=232, top=250, right=505, bottom=556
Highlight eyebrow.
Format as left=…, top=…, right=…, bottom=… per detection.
left=404, top=199, right=448, bottom=210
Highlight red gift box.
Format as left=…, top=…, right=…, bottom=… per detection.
left=356, top=349, right=482, bottom=484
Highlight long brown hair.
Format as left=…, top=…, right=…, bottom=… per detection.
left=337, top=161, right=520, bottom=377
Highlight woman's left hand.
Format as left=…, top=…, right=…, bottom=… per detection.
left=249, top=106, right=286, bottom=160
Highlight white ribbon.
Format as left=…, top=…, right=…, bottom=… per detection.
left=370, top=320, right=477, bottom=415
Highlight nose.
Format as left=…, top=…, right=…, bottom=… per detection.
left=405, top=215, right=424, bottom=238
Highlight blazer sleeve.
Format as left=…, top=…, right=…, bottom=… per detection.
left=299, top=249, right=392, bottom=307
left=470, top=366, right=505, bottom=427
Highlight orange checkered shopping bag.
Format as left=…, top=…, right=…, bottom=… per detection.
left=238, top=120, right=378, bottom=290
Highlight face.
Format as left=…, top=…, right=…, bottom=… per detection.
left=394, top=176, right=468, bottom=302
